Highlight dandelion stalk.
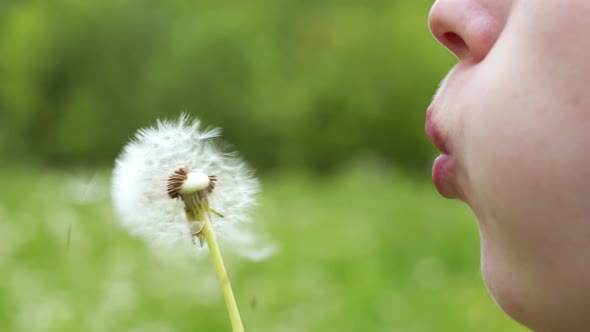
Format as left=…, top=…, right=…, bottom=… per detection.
left=173, top=168, right=245, bottom=332
left=201, top=212, right=244, bottom=332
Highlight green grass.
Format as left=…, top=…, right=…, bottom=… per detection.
left=0, top=167, right=527, bottom=332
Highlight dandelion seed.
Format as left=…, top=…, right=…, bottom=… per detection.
left=64, top=171, right=105, bottom=205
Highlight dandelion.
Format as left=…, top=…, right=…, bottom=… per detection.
left=111, top=114, right=259, bottom=332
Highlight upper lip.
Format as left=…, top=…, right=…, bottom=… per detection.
left=425, top=106, right=449, bottom=154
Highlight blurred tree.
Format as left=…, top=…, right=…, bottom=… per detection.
left=0, top=0, right=454, bottom=172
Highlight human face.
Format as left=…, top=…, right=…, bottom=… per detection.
left=427, top=0, right=590, bottom=330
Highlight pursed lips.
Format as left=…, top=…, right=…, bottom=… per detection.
left=425, top=106, right=460, bottom=199
left=425, top=107, right=449, bottom=155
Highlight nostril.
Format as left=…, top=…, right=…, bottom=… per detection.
left=443, top=32, right=468, bottom=56
left=444, top=32, right=466, bottom=47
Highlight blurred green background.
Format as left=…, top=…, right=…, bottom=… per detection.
left=0, top=1, right=527, bottom=331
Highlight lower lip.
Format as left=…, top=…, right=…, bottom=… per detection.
left=432, top=154, right=457, bottom=198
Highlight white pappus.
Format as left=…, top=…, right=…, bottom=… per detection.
left=111, top=114, right=264, bottom=257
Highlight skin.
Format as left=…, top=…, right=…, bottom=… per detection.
left=427, top=0, right=590, bottom=331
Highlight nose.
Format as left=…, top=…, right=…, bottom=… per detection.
left=428, top=0, right=508, bottom=62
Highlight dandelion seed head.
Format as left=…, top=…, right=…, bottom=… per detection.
left=111, top=115, right=260, bottom=254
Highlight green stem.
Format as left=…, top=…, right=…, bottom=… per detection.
left=201, top=213, right=245, bottom=332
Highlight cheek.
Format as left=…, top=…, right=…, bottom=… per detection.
left=462, top=25, right=590, bottom=232
left=463, top=0, right=590, bottom=219
left=463, top=56, right=590, bottom=238
left=458, top=12, right=590, bottom=327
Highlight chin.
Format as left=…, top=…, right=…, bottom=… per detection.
left=480, top=242, right=590, bottom=332
left=480, top=247, right=529, bottom=327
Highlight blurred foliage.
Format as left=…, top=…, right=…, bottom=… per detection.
left=0, top=167, right=526, bottom=332
left=0, top=0, right=454, bottom=171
